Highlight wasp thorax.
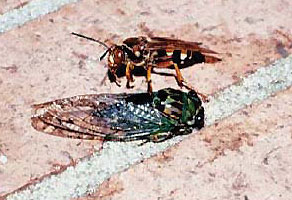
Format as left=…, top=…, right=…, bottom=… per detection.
left=108, top=46, right=125, bottom=70
left=132, top=45, right=142, bottom=58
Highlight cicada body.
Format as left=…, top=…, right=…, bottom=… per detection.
left=72, top=33, right=221, bottom=101
left=31, top=88, right=204, bottom=142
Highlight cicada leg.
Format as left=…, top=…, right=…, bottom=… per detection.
left=126, top=61, right=135, bottom=88
left=138, top=132, right=173, bottom=145
left=150, top=132, right=173, bottom=143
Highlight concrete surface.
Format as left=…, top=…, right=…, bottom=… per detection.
left=0, top=0, right=292, bottom=199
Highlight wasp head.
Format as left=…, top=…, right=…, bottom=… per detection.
left=107, top=45, right=125, bottom=72
left=100, top=45, right=127, bottom=86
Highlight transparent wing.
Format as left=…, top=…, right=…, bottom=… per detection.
left=31, top=93, right=172, bottom=141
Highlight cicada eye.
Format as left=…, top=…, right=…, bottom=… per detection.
left=188, top=90, right=199, bottom=99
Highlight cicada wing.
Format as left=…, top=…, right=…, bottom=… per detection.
left=31, top=94, right=124, bottom=140
left=31, top=93, right=172, bottom=141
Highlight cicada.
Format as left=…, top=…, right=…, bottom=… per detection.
left=31, top=88, right=204, bottom=142
left=72, top=33, right=221, bottom=101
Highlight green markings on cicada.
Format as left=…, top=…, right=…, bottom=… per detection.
left=181, top=91, right=200, bottom=124
left=31, top=88, right=205, bottom=142
left=153, top=88, right=184, bottom=120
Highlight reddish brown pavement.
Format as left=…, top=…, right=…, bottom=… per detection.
left=0, top=1, right=32, bottom=15
left=0, top=0, right=291, bottom=198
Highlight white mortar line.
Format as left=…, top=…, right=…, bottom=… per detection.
left=0, top=0, right=80, bottom=33
left=6, top=55, right=292, bottom=200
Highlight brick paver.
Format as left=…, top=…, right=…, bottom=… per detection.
left=0, top=1, right=31, bottom=15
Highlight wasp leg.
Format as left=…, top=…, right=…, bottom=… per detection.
left=173, top=63, right=209, bottom=102
left=100, top=69, right=121, bottom=87
left=113, top=73, right=121, bottom=87
left=100, top=73, right=108, bottom=86
left=181, top=80, right=209, bottom=102
left=173, top=63, right=184, bottom=87
left=126, top=62, right=135, bottom=89
left=146, top=64, right=153, bottom=94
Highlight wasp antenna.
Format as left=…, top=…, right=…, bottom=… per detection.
left=71, top=32, right=109, bottom=49
left=100, top=49, right=110, bottom=61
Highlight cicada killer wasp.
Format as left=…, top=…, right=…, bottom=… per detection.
left=31, top=88, right=204, bottom=142
left=72, top=32, right=221, bottom=102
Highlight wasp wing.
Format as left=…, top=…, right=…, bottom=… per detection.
left=148, top=37, right=215, bottom=53
left=147, top=37, right=221, bottom=65
left=123, top=36, right=218, bottom=54
left=122, top=36, right=147, bottom=48
left=31, top=93, right=174, bottom=141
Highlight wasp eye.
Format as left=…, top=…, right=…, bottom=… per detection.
left=109, top=55, right=114, bottom=63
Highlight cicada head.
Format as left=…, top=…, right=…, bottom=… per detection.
left=183, top=90, right=204, bottom=129
left=151, top=88, right=204, bottom=130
